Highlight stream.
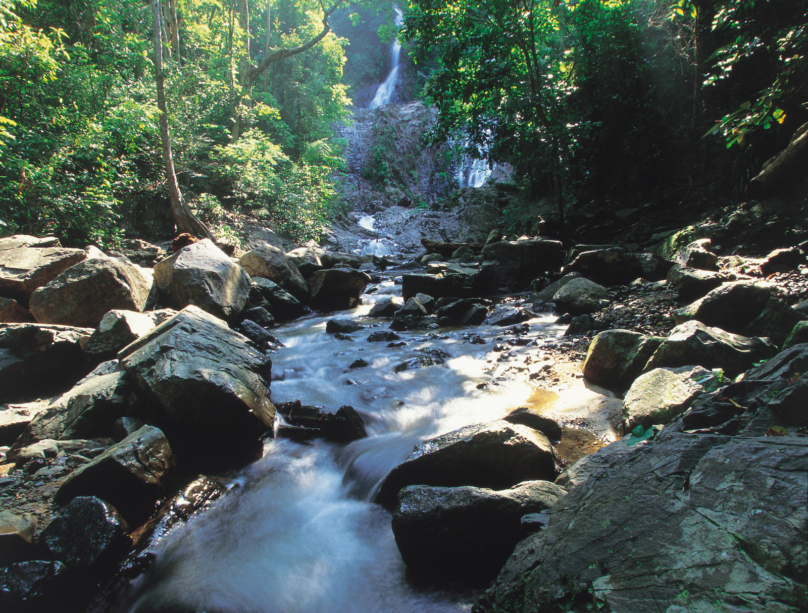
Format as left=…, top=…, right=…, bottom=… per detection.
left=123, top=263, right=570, bottom=612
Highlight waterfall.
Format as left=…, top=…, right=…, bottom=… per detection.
left=368, top=8, right=404, bottom=109
left=456, top=137, right=493, bottom=188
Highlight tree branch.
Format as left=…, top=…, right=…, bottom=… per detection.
left=246, top=0, right=345, bottom=85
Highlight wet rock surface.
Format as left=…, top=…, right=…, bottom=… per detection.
left=392, top=481, right=567, bottom=582
left=55, top=425, right=175, bottom=523
left=119, top=306, right=275, bottom=463
left=39, top=496, right=130, bottom=568
left=375, top=421, right=557, bottom=509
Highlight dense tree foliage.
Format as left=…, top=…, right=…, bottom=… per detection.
left=0, top=0, right=358, bottom=244
left=403, top=0, right=807, bottom=228
left=0, top=0, right=803, bottom=244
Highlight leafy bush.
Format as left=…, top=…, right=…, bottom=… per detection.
left=211, top=129, right=346, bottom=242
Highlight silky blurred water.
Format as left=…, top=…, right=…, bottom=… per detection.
left=125, top=283, right=566, bottom=613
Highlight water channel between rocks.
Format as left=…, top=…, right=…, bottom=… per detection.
left=125, top=277, right=605, bottom=613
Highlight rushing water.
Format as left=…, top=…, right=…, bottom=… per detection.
left=124, top=280, right=567, bottom=613
left=368, top=8, right=404, bottom=109
left=455, top=137, right=493, bottom=188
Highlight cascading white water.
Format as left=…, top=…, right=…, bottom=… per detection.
left=368, top=8, right=404, bottom=109
left=124, top=282, right=568, bottom=613
left=456, top=137, right=493, bottom=188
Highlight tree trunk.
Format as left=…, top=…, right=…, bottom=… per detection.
left=166, top=0, right=180, bottom=61
left=229, top=0, right=345, bottom=142
left=264, top=0, right=271, bottom=91
left=152, top=0, right=214, bottom=240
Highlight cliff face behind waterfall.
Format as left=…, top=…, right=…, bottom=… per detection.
left=340, top=102, right=458, bottom=213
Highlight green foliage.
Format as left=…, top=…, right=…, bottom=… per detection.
left=211, top=129, right=346, bottom=242
left=0, top=0, right=352, bottom=245
left=700, top=0, right=807, bottom=148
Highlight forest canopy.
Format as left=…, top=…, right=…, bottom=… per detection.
left=1, top=0, right=805, bottom=245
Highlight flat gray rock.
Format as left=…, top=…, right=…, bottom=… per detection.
left=29, top=258, right=151, bottom=327
left=623, top=365, right=718, bottom=430
left=489, top=433, right=808, bottom=612
left=0, top=235, right=86, bottom=301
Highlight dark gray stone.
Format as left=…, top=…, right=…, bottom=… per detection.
left=0, top=324, right=93, bottom=404
left=308, top=268, right=371, bottom=310
left=39, top=496, right=130, bottom=568
left=393, top=481, right=566, bottom=582
left=488, top=434, right=808, bottom=613
left=375, top=421, right=557, bottom=509
left=155, top=239, right=250, bottom=320
left=119, top=306, right=275, bottom=463
left=55, top=425, right=175, bottom=523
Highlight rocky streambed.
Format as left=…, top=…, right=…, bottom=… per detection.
left=1, top=216, right=807, bottom=612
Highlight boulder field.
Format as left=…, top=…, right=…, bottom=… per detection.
left=0, top=228, right=806, bottom=612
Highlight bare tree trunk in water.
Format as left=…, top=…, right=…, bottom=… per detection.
left=152, top=0, right=214, bottom=240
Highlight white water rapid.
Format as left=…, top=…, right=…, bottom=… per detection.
left=368, top=8, right=404, bottom=109
left=456, top=137, right=493, bottom=188
left=123, top=277, right=568, bottom=613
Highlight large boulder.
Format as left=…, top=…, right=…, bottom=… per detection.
left=623, top=366, right=718, bottom=431
left=83, top=309, right=175, bottom=363
left=644, top=320, right=776, bottom=377
left=487, top=434, right=808, bottom=612
left=582, top=330, right=664, bottom=392
left=285, top=246, right=323, bottom=278
left=375, top=421, right=557, bottom=509
left=39, top=496, right=130, bottom=569
left=55, top=425, right=175, bottom=524
left=759, top=246, right=806, bottom=276
left=9, top=371, right=133, bottom=451
left=565, top=248, right=670, bottom=285
left=402, top=266, right=486, bottom=300
left=154, top=239, right=250, bottom=320
left=29, top=258, right=151, bottom=328
left=741, top=297, right=807, bottom=346
left=248, top=277, right=305, bottom=321
left=673, top=281, right=772, bottom=333
left=308, top=268, right=371, bottom=310
left=0, top=235, right=86, bottom=303
left=435, top=299, right=488, bottom=326
left=0, top=323, right=93, bottom=404
left=535, top=272, right=580, bottom=302
left=666, top=264, right=724, bottom=301
left=392, top=481, right=567, bottom=582
left=552, top=277, right=608, bottom=315
left=238, top=243, right=309, bottom=301
left=0, top=560, right=67, bottom=611
left=119, top=306, right=275, bottom=463
left=481, top=239, right=564, bottom=289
